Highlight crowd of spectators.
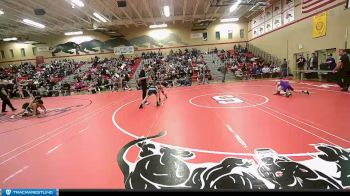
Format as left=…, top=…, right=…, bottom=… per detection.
left=0, top=59, right=83, bottom=98
left=0, top=44, right=286, bottom=100
left=67, top=55, right=139, bottom=95
left=0, top=55, right=140, bottom=98
left=137, top=48, right=211, bottom=88
left=215, top=45, right=284, bottom=80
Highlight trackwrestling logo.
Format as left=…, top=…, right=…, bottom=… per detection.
left=1, top=189, right=57, bottom=196
left=117, top=131, right=350, bottom=190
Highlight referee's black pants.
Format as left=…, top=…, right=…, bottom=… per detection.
left=141, top=84, right=148, bottom=100
left=336, top=69, right=349, bottom=90
left=1, top=97, right=15, bottom=112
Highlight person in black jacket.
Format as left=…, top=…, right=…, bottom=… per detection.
left=0, top=80, right=16, bottom=113
left=138, top=64, right=150, bottom=102
left=333, top=49, right=350, bottom=91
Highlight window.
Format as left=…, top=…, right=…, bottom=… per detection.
left=228, top=30, right=233, bottom=39
left=240, top=29, right=244, bottom=38
left=202, top=32, right=208, bottom=41
left=0, top=50, right=5, bottom=59
left=32, top=47, right=37, bottom=56
left=215, top=31, right=220, bottom=40
left=10, top=49, right=14, bottom=58
left=20, top=48, right=26, bottom=57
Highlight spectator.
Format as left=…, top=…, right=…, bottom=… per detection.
left=308, top=53, right=318, bottom=70
left=281, top=59, right=288, bottom=78
left=326, top=54, right=336, bottom=70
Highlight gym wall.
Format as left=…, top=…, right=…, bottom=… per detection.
left=248, top=0, right=350, bottom=74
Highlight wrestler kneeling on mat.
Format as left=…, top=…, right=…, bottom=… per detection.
left=11, top=96, right=47, bottom=119
left=273, top=80, right=309, bottom=97
left=139, top=82, right=167, bottom=109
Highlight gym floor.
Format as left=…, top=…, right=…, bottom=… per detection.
left=0, top=80, right=349, bottom=190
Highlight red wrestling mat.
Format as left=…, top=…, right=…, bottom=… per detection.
left=0, top=80, right=349, bottom=190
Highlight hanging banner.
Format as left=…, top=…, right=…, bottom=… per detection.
left=283, top=0, right=295, bottom=11
left=312, top=12, right=327, bottom=38
left=258, top=24, right=265, bottom=35
left=273, top=0, right=282, bottom=15
left=265, top=6, right=273, bottom=20
left=273, top=14, right=282, bottom=29
left=191, top=33, right=203, bottom=39
left=253, top=27, right=259, bottom=38
left=265, top=19, right=273, bottom=32
left=37, top=46, right=49, bottom=52
left=114, top=46, right=134, bottom=55
left=283, top=7, right=295, bottom=25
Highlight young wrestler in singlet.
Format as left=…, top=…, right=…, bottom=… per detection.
left=11, top=96, right=47, bottom=118
left=274, top=80, right=309, bottom=97
left=139, top=82, right=161, bottom=109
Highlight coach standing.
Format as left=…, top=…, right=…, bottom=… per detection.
left=138, top=64, right=150, bottom=102
left=0, top=80, right=16, bottom=113
left=333, top=49, right=350, bottom=91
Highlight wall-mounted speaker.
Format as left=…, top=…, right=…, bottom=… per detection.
left=34, top=9, right=46, bottom=16
left=117, top=1, right=126, bottom=7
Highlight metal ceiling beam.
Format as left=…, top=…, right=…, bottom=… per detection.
left=143, top=0, right=156, bottom=25
left=1, top=2, right=58, bottom=33
left=32, top=0, right=79, bottom=25
left=211, top=7, right=221, bottom=19
left=192, top=0, right=200, bottom=21
left=183, top=0, right=187, bottom=23
left=97, top=0, right=122, bottom=21
left=157, top=0, right=166, bottom=24
left=205, top=0, right=212, bottom=14
left=14, top=0, right=71, bottom=28
left=171, top=0, right=175, bottom=24
left=129, top=0, right=147, bottom=26
left=46, top=0, right=91, bottom=25
left=120, top=8, right=138, bottom=27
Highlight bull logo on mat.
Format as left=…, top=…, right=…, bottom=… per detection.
left=117, top=132, right=350, bottom=190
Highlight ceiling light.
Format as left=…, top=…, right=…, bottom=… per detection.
left=71, top=0, right=84, bottom=8
left=65, top=31, right=83, bottom=36
left=0, top=10, right=4, bottom=15
left=23, top=41, right=39, bottom=44
left=149, top=24, right=168, bottom=29
left=230, top=0, right=242, bottom=12
left=220, top=18, right=239, bottom=23
left=164, top=6, right=170, bottom=17
left=23, top=19, right=46, bottom=29
left=3, top=37, right=18, bottom=41
left=93, top=12, right=107, bottom=23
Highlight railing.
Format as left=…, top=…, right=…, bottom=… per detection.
left=247, top=44, right=283, bottom=66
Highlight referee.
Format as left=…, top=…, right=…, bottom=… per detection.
left=138, top=64, right=150, bottom=103
left=0, top=80, right=17, bottom=113
left=333, top=49, right=350, bottom=92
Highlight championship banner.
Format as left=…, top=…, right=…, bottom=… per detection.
left=312, top=12, right=327, bottom=38
left=190, top=33, right=203, bottom=39
left=36, top=46, right=49, bottom=52
left=114, top=46, right=134, bottom=55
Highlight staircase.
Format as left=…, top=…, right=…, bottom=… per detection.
left=57, top=63, right=92, bottom=85
left=202, top=54, right=235, bottom=82
left=129, top=59, right=145, bottom=88
left=247, top=44, right=283, bottom=66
